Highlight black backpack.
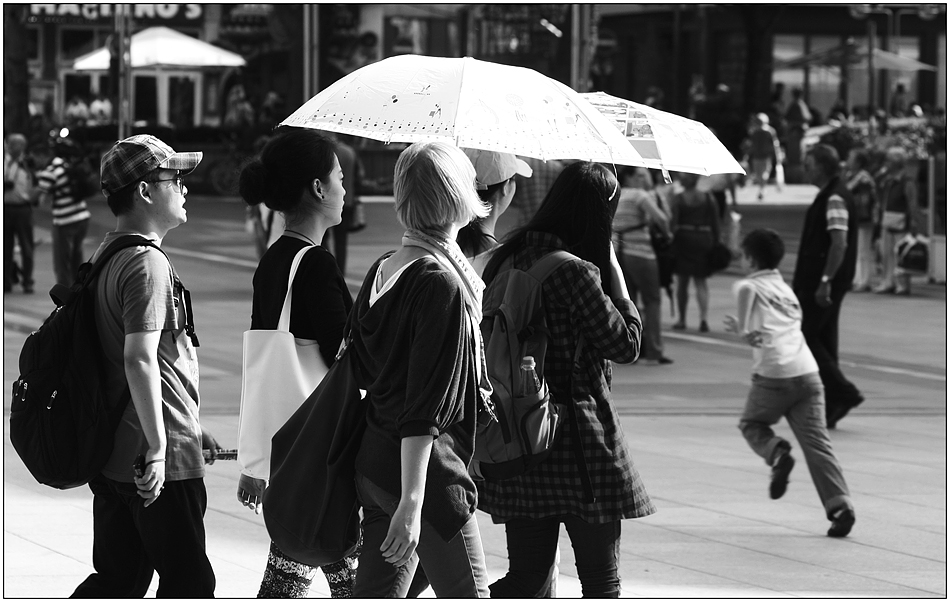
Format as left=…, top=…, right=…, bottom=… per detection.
left=10, top=235, right=163, bottom=489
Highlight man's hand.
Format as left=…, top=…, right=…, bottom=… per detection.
left=201, top=426, right=221, bottom=464
left=134, top=456, right=166, bottom=508
left=815, top=281, right=832, bottom=308
left=237, top=474, right=266, bottom=514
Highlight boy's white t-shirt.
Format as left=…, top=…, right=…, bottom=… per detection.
left=733, top=269, right=819, bottom=378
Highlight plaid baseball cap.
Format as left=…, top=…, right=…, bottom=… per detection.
left=463, top=148, right=532, bottom=190
left=100, top=134, right=203, bottom=196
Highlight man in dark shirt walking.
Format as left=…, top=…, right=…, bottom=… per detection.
left=792, top=144, right=863, bottom=429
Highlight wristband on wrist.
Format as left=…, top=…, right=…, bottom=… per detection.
left=146, top=458, right=165, bottom=467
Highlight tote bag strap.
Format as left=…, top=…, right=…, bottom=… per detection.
left=277, top=246, right=315, bottom=332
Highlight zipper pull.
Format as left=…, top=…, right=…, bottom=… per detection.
left=47, top=390, right=57, bottom=409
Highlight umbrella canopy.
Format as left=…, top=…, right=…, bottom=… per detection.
left=580, top=92, right=746, bottom=176
left=281, top=54, right=644, bottom=166
left=777, top=42, right=937, bottom=72
left=72, top=26, right=246, bottom=70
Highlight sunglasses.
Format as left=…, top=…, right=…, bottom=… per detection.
left=147, top=174, right=186, bottom=191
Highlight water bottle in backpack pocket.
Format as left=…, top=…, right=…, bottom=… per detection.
left=471, top=252, right=579, bottom=481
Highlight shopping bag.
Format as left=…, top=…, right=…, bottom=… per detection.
left=237, top=246, right=329, bottom=481
left=896, top=233, right=929, bottom=275
left=263, top=336, right=367, bottom=566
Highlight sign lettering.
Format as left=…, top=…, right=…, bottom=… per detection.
left=29, top=4, right=203, bottom=24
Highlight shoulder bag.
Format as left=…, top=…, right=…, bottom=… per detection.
left=237, top=246, right=329, bottom=480
left=263, top=327, right=367, bottom=566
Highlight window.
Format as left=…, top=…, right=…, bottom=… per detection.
left=26, top=26, right=40, bottom=61
left=888, top=37, right=922, bottom=111
left=134, top=76, right=158, bottom=124
left=806, top=36, right=842, bottom=121
left=773, top=34, right=806, bottom=95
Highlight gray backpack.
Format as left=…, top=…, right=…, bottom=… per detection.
left=472, top=251, right=584, bottom=482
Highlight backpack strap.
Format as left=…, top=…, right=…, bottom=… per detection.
left=527, top=250, right=596, bottom=503
left=50, top=235, right=200, bottom=347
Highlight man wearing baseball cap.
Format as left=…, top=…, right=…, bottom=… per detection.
left=458, top=148, right=532, bottom=275
left=72, top=135, right=218, bottom=597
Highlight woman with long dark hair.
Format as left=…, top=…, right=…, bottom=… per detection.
left=238, top=128, right=357, bottom=598
left=479, top=161, right=655, bottom=598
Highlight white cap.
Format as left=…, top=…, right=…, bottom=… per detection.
left=463, top=148, right=533, bottom=190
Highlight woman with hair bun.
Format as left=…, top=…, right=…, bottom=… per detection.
left=237, top=127, right=357, bottom=597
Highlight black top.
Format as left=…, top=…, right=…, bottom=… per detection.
left=351, top=253, right=481, bottom=542
left=792, top=177, right=857, bottom=297
left=250, top=236, right=353, bottom=366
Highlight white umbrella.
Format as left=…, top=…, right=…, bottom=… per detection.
left=281, top=54, right=644, bottom=166
left=580, top=92, right=746, bottom=176
left=72, top=26, right=245, bottom=70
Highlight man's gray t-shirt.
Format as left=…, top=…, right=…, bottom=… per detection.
left=92, top=232, right=204, bottom=482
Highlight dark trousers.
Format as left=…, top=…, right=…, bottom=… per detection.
left=52, top=218, right=89, bottom=287
left=352, top=473, right=489, bottom=598
left=490, top=515, right=622, bottom=598
left=798, top=289, right=864, bottom=422
left=71, top=475, right=216, bottom=598
left=4, top=203, right=34, bottom=290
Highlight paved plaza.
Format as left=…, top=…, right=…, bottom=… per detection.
left=3, top=183, right=946, bottom=598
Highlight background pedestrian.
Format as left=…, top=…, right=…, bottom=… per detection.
left=3, top=133, right=38, bottom=293
left=670, top=172, right=720, bottom=332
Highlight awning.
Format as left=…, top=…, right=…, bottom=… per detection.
left=777, top=42, right=937, bottom=72
left=72, top=26, right=246, bottom=70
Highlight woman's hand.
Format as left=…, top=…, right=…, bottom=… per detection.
left=608, top=243, right=630, bottom=300
left=237, top=474, right=267, bottom=514
left=380, top=501, right=422, bottom=567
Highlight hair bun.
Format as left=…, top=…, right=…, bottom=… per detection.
left=239, top=159, right=270, bottom=207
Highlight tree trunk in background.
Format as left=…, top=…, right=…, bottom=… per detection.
left=3, top=5, right=31, bottom=137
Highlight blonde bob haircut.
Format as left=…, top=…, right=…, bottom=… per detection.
left=393, top=141, right=489, bottom=230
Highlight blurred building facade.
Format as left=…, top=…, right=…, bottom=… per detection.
left=14, top=3, right=947, bottom=156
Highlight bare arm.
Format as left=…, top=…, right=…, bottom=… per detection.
left=381, top=434, right=434, bottom=567
left=124, top=330, right=167, bottom=507
left=815, top=229, right=847, bottom=307
left=643, top=195, right=671, bottom=237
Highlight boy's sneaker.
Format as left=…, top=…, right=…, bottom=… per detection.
left=769, top=449, right=795, bottom=499
left=827, top=508, right=855, bottom=537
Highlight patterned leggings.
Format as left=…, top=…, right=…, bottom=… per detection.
left=258, top=539, right=360, bottom=598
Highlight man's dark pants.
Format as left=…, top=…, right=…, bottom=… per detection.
left=4, top=203, right=35, bottom=291
left=71, top=475, right=216, bottom=598
left=798, top=289, right=864, bottom=426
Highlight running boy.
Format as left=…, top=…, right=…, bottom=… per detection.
left=724, top=228, right=855, bottom=537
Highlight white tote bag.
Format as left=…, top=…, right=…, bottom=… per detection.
left=237, top=246, right=329, bottom=480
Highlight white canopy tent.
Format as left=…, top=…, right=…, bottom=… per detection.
left=71, top=26, right=245, bottom=128
left=72, top=26, right=246, bottom=71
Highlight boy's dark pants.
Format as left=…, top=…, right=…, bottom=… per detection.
left=71, top=475, right=216, bottom=598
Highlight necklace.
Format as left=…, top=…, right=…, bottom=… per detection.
left=284, top=229, right=316, bottom=246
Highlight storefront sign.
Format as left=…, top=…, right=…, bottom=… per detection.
left=28, top=4, right=203, bottom=25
